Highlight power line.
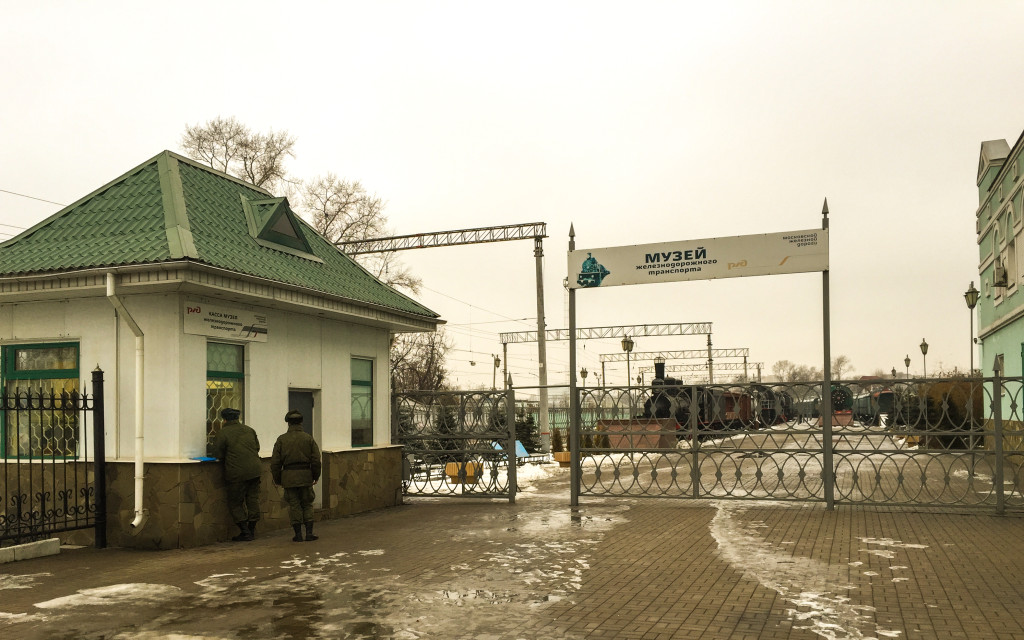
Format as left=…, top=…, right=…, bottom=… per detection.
left=0, top=188, right=66, bottom=207
left=421, top=284, right=536, bottom=327
left=446, top=317, right=533, bottom=327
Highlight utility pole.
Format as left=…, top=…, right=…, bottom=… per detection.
left=533, top=236, right=550, bottom=451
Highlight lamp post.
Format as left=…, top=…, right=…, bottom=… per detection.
left=621, top=335, right=634, bottom=387
left=891, top=367, right=897, bottom=379
left=492, top=354, right=501, bottom=390
left=580, top=367, right=588, bottom=389
left=920, top=339, right=929, bottom=378
left=965, top=281, right=980, bottom=375
left=904, top=354, right=911, bottom=379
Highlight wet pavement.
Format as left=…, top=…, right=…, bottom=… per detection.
left=1, top=466, right=1022, bottom=639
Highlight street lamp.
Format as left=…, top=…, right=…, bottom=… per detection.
left=904, top=354, right=911, bottom=378
left=920, top=339, right=929, bottom=378
left=965, top=281, right=980, bottom=375
left=891, top=367, right=897, bottom=379
left=492, top=354, right=501, bottom=390
left=580, top=367, right=588, bottom=388
left=621, top=335, right=634, bottom=386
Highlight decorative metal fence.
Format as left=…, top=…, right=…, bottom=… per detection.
left=1, top=369, right=107, bottom=546
left=566, top=377, right=1023, bottom=513
left=394, top=389, right=517, bottom=501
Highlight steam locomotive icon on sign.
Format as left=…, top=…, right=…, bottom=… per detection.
left=576, top=252, right=610, bottom=288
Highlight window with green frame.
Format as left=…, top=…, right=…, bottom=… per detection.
left=1, top=343, right=80, bottom=458
left=206, top=342, right=244, bottom=447
left=352, top=358, right=373, bottom=447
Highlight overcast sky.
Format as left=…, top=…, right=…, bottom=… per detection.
left=3, top=1, right=1023, bottom=390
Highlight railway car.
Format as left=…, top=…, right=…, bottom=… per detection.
left=851, top=389, right=895, bottom=426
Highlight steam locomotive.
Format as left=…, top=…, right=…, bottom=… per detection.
left=640, top=361, right=793, bottom=438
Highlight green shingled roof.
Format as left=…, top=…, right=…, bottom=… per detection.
left=0, top=151, right=438, bottom=320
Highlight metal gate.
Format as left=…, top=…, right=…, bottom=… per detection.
left=1, top=369, right=107, bottom=546
left=394, top=389, right=517, bottom=501
left=571, top=377, right=1023, bottom=513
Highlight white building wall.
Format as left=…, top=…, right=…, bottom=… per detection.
left=2, top=291, right=396, bottom=462
left=114, top=294, right=184, bottom=460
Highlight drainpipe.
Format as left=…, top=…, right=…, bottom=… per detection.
left=105, top=273, right=148, bottom=532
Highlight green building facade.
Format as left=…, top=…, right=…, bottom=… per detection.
left=976, top=132, right=1024, bottom=379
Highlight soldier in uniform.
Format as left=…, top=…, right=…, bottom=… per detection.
left=271, top=410, right=322, bottom=542
left=210, top=407, right=262, bottom=541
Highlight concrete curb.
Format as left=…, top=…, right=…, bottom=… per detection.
left=0, top=538, right=61, bottom=564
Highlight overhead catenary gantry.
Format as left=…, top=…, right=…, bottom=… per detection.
left=500, top=322, right=712, bottom=344
left=499, top=322, right=713, bottom=388
left=638, top=362, right=763, bottom=374
left=337, top=223, right=548, bottom=254
left=599, top=348, right=749, bottom=362
left=336, top=222, right=555, bottom=451
left=599, top=348, right=750, bottom=386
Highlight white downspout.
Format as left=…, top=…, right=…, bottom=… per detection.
left=105, top=273, right=148, bottom=532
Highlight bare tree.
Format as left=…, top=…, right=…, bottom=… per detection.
left=789, top=364, right=822, bottom=382
left=181, top=116, right=296, bottom=192
left=831, top=355, right=852, bottom=380
left=391, top=330, right=451, bottom=392
left=772, top=360, right=794, bottom=381
left=301, top=173, right=421, bottom=294
left=303, top=174, right=386, bottom=241
left=772, top=360, right=824, bottom=382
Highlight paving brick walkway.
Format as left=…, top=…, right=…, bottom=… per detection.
left=1, top=469, right=1022, bottom=639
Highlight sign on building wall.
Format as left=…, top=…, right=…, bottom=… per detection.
left=183, top=299, right=269, bottom=342
left=567, top=228, right=828, bottom=289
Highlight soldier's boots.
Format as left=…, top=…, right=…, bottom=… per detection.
left=304, top=521, right=318, bottom=542
left=292, top=524, right=304, bottom=542
left=232, top=522, right=254, bottom=542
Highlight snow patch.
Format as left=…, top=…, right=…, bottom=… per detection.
left=711, top=501, right=902, bottom=639
left=858, top=537, right=928, bottom=550
left=0, top=573, right=51, bottom=591
left=34, top=583, right=183, bottom=609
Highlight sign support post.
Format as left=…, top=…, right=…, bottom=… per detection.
left=568, top=225, right=580, bottom=507
left=821, top=199, right=834, bottom=510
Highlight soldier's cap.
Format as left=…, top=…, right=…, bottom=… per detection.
left=221, top=407, right=241, bottom=420
left=285, top=410, right=303, bottom=424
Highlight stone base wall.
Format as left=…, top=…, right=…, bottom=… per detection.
left=57, top=445, right=403, bottom=550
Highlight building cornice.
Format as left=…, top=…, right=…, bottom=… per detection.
left=0, top=261, right=441, bottom=333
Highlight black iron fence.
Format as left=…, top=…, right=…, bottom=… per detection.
left=1, top=369, right=106, bottom=547
left=394, top=389, right=516, bottom=500
left=561, top=377, right=1022, bottom=513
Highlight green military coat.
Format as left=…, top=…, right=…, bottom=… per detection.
left=211, top=420, right=262, bottom=483
left=270, top=424, right=322, bottom=488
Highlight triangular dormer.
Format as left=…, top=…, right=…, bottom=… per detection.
left=978, top=139, right=1011, bottom=198
left=241, top=195, right=320, bottom=262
